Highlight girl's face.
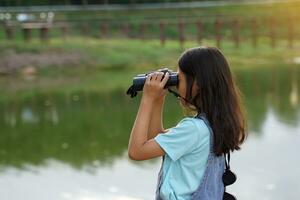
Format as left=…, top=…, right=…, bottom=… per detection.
left=176, top=68, right=198, bottom=106
left=177, top=68, right=186, bottom=101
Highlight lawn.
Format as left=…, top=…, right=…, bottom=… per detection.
left=0, top=36, right=299, bottom=102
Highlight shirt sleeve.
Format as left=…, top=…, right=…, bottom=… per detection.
left=154, top=117, right=200, bottom=162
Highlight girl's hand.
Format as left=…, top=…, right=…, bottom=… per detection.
left=142, top=71, right=170, bottom=103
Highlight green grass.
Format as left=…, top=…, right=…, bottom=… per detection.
left=0, top=36, right=299, bottom=102
left=53, top=2, right=300, bottom=21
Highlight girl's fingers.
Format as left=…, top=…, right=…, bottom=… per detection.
left=151, top=71, right=162, bottom=81
left=146, top=71, right=168, bottom=86
left=146, top=72, right=153, bottom=84
left=160, top=72, right=169, bottom=87
left=156, top=72, right=164, bottom=81
left=154, top=72, right=160, bottom=80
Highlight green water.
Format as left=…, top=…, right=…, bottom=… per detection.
left=0, top=64, right=299, bottom=200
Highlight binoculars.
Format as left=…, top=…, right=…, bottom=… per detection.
left=126, top=68, right=178, bottom=98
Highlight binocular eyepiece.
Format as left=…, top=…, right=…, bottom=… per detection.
left=126, top=68, right=178, bottom=98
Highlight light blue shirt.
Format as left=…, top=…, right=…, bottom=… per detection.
left=154, top=116, right=210, bottom=200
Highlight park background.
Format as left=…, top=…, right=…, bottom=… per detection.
left=0, top=0, right=300, bottom=199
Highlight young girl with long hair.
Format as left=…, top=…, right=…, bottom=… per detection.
left=128, top=46, right=247, bottom=200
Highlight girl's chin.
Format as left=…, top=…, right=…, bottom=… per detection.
left=179, top=99, right=185, bottom=107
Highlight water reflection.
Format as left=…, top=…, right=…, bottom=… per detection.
left=230, top=109, right=300, bottom=200
left=0, top=157, right=157, bottom=200
left=0, top=64, right=299, bottom=199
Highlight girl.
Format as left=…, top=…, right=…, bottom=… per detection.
left=128, top=46, right=247, bottom=200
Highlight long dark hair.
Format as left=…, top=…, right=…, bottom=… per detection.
left=178, top=46, right=247, bottom=156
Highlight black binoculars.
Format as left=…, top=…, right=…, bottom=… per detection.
left=126, top=68, right=178, bottom=98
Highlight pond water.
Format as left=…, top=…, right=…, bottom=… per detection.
left=0, top=64, right=299, bottom=200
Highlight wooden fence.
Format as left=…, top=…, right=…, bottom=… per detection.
left=1, top=17, right=298, bottom=49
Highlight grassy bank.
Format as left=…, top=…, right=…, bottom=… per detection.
left=0, top=37, right=299, bottom=102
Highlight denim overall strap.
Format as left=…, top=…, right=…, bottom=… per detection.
left=191, top=112, right=225, bottom=200
left=155, top=155, right=164, bottom=200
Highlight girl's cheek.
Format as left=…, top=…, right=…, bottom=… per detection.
left=179, top=85, right=185, bottom=98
